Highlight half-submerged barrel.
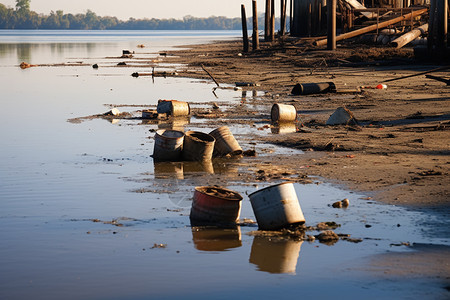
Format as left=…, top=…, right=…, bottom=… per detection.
left=152, top=129, right=184, bottom=162
left=190, top=186, right=243, bottom=226
left=182, top=131, right=215, bottom=162
left=157, top=100, right=190, bottom=117
left=209, top=126, right=243, bottom=157
left=271, top=103, right=297, bottom=122
left=249, top=182, right=305, bottom=230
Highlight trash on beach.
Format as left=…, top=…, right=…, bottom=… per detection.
left=235, top=82, right=260, bottom=87
left=104, top=108, right=121, bottom=116
left=361, top=84, right=387, bottom=89
left=142, top=109, right=158, bottom=119
left=117, top=62, right=127, bottom=66
left=92, top=64, right=99, bottom=69
left=249, top=182, right=306, bottom=231
left=182, top=131, right=215, bottom=162
left=137, top=44, right=145, bottom=48
left=332, top=198, right=350, bottom=208
left=326, top=107, right=358, bottom=126
left=291, top=82, right=336, bottom=95
left=152, top=129, right=185, bottom=162
left=190, top=186, right=243, bottom=227
left=122, top=50, right=134, bottom=55
left=209, top=126, right=243, bottom=157
left=157, top=100, right=190, bottom=117
left=271, top=103, right=297, bottom=123
left=19, top=62, right=37, bottom=69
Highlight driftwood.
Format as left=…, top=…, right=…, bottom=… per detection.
left=343, top=0, right=378, bottom=19
left=314, top=8, right=428, bottom=47
left=391, top=24, right=428, bottom=48
left=201, top=64, right=220, bottom=87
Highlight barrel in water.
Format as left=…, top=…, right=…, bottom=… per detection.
left=209, top=126, right=243, bottom=157
left=291, top=82, right=336, bottom=95
left=157, top=100, right=190, bottom=117
left=190, top=186, right=243, bottom=226
left=249, top=182, right=305, bottom=230
left=182, top=131, right=215, bottom=162
left=152, top=129, right=185, bottom=162
left=271, top=103, right=297, bottom=122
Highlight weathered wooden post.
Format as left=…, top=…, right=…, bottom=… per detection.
left=265, top=0, right=271, bottom=41
left=252, top=0, right=260, bottom=50
left=436, top=0, right=448, bottom=50
left=327, top=0, right=337, bottom=50
left=280, top=0, right=287, bottom=36
left=241, top=4, right=249, bottom=53
left=428, top=0, right=437, bottom=52
left=270, top=0, right=275, bottom=41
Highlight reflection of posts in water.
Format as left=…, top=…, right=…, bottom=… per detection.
left=153, top=162, right=184, bottom=180
left=271, top=122, right=297, bottom=134
left=249, top=236, right=303, bottom=274
left=191, top=226, right=242, bottom=251
left=158, top=116, right=190, bottom=131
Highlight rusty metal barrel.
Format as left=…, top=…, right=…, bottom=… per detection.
left=209, top=126, right=243, bottom=157
left=152, top=129, right=185, bottom=162
left=291, top=82, right=336, bottom=95
left=190, top=186, right=243, bottom=226
left=157, top=100, right=190, bottom=117
left=182, top=131, right=215, bottom=162
left=271, top=103, right=297, bottom=122
left=249, top=182, right=305, bottom=230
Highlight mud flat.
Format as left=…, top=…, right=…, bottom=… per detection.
left=159, top=39, right=449, bottom=209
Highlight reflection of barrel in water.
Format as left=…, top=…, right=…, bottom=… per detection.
left=158, top=116, right=190, bottom=132
left=183, top=160, right=214, bottom=174
left=153, top=162, right=184, bottom=180
left=212, top=159, right=240, bottom=176
left=249, top=237, right=303, bottom=274
left=191, top=226, right=242, bottom=251
left=271, top=122, right=297, bottom=134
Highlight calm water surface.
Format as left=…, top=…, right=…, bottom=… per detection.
left=0, top=30, right=448, bottom=300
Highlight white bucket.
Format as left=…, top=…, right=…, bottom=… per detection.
left=249, top=182, right=305, bottom=230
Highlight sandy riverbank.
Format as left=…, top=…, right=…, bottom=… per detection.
left=159, top=38, right=449, bottom=208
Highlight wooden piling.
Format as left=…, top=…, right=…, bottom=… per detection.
left=265, top=0, right=270, bottom=41
left=241, top=4, right=249, bottom=53
left=327, top=0, right=337, bottom=50
left=280, top=0, right=287, bottom=36
left=252, top=0, right=259, bottom=50
left=270, top=0, right=275, bottom=41
left=428, top=0, right=437, bottom=52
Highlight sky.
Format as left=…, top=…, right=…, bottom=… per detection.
left=1, top=0, right=277, bottom=20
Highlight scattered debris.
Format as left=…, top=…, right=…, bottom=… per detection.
left=326, top=107, right=358, bottom=126
left=315, top=230, right=340, bottom=244
left=291, top=82, right=336, bottom=95
left=20, top=62, right=37, bottom=69
left=332, top=198, right=350, bottom=208
left=117, top=62, right=127, bottom=66
left=104, top=108, right=121, bottom=116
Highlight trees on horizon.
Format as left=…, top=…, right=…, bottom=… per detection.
left=0, top=1, right=248, bottom=30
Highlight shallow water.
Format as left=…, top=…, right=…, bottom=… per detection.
left=0, top=30, right=449, bottom=300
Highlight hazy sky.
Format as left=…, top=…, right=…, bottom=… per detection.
left=1, top=0, right=275, bottom=20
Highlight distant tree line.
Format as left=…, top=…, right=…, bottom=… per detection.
left=0, top=1, right=250, bottom=30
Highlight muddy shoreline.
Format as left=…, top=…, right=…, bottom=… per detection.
left=156, top=39, right=449, bottom=209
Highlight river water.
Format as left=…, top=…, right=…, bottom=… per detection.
left=0, top=30, right=448, bottom=300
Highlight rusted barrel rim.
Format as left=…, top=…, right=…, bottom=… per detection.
left=248, top=181, right=295, bottom=197
left=185, top=131, right=215, bottom=143
left=155, top=129, right=184, bottom=139
left=195, top=186, right=243, bottom=201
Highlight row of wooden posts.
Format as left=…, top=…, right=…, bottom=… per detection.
left=241, top=0, right=449, bottom=55
left=241, top=0, right=289, bottom=52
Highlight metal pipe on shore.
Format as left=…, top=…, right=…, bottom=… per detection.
left=391, top=24, right=428, bottom=48
left=314, top=8, right=428, bottom=47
